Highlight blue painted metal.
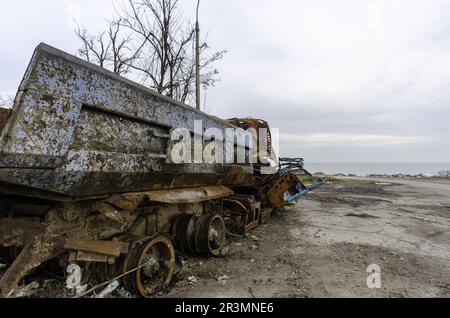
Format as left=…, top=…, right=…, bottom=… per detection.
left=283, top=179, right=326, bottom=203
left=279, top=157, right=326, bottom=204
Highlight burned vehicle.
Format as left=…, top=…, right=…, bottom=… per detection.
left=0, top=44, right=323, bottom=297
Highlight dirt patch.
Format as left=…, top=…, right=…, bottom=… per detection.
left=310, top=181, right=399, bottom=208
left=165, top=179, right=450, bottom=298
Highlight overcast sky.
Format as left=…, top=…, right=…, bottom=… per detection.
left=1, top=0, right=450, bottom=162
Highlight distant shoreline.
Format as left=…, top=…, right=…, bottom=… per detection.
left=313, top=172, right=450, bottom=180
left=305, top=162, right=450, bottom=177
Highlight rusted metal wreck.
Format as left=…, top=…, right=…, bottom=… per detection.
left=0, top=44, right=324, bottom=297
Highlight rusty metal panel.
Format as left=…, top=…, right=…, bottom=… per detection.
left=267, top=173, right=298, bottom=208
left=75, top=251, right=111, bottom=263
left=144, top=186, right=234, bottom=204
left=104, top=185, right=233, bottom=207
left=65, top=240, right=129, bottom=257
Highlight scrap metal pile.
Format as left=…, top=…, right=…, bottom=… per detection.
left=0, top=44, right=324, bottom=298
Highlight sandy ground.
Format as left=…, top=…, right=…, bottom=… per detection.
left=2, top=177, right=449, bottom=298
left=166, top=177, right=450, bottom=298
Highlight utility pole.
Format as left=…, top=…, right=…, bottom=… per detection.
left=195, top=0, right=201, bottom=111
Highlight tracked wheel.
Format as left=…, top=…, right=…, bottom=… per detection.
left=174, top=214, right=227, bottom=256
left=123, top=236, right=175, bottom=298
left=186, top=214, right=201, bottom=253
left=197, top=214, right=227, bottom=256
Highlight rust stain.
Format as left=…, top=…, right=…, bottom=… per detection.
left=65, top=240, right=129, bottom=257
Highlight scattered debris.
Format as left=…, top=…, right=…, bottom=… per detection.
left=187, top=276, right=202, bottom=284
left=75, top=285, right=88, bottom=296
left=11, top=281, right=40, bottom=298
left=95, top=281, right=120, bottom=298
left=220, top=245, right=230, bottom=256
left=116, top=287, right=133, bottom=298
left=218, top=275, right=229, bottom=286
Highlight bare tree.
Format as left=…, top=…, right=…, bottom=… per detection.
left=0, top=95, right=14, bottom=108
left=173, top=38, right=225, bottom=105
left=437, top=170, right=450, bottom=178
left=75, top=20, right=139, bottom=76
left=75, top=0, right=225, bottom=105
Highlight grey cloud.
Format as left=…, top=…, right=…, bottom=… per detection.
left=1, top=0, right=450, bottom=162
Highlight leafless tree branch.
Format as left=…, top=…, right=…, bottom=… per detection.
left=75, top=0, right=226, bottom=105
